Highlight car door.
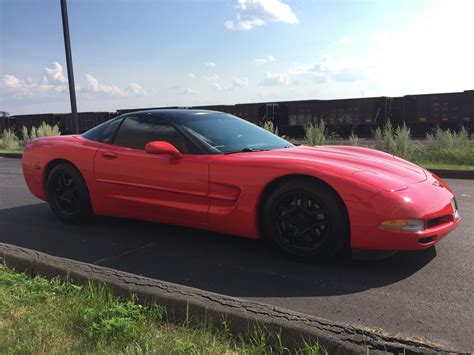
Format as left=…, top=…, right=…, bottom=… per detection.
left=93, top=114, right=210, bottom=226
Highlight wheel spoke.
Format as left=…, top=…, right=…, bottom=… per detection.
left=273, top=190, right=331, bottom=253
left=57, top=175, right=63, bottom=188
left=61, top=174, right=69, bottom=187
left=52, top=172, right=80, bottom=216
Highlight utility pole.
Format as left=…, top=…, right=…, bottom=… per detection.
left=60, top=0, right=79, bottom=134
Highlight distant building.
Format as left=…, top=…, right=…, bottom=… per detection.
left=0, top=111, right=10, bottom=117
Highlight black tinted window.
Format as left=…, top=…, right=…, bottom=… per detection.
left=176, top=112, right=292, bottom=154
left=82, top=117, right=123, bottom=143
left=114, top=115, right=188, bottom=152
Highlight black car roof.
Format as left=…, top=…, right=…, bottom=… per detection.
left=127, top=109, right=224, bottom=121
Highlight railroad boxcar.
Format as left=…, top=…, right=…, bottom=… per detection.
left=7, top=112, right=111, bottom=136
left=0, top=111, right=9, bottom=132
left=391, top=91, right=473, bottom=137
left=257, top=102, right=290, bottom=132
left=7, top=90, right=473, bottom=139
left=285, top=97, right=390, bottom=137
left=460, top=90, right=474, bottom=134
left=60, top=112, right=111, bottom=134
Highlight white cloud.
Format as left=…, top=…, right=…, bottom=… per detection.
left=309, top=57, right=339, bottom=74
left=267, top=58, right=366, bottom=87
left=177, top=87, right=198, bottom=95
left=225, top=0, right=298, bottom=31
left=127, top=83, right=146, bottom=95
left=255, top=55, right=276, bottom=65
left=334, top=36, right=352, bottom=45
left=204, top=74, right=220, bottom=82
left=42, top=62, right=67, bottom=85
left=212, top=83, right=224, bottom=91
left=3, top=75, right=23, bottom=89
left=210, top=76, right=249, bottom=91
left=205, top=62, right=216, bottom=68
left=84, top=74, right=147, bottom=97
left=85, top=74, right=123, bottom=96
left=2, top=62, right=70, bottom=96
left=188, top=73, right=196, bottom=79
left=288, top=63, right=313, bottom=75
left=306, top=57, right=367, bottom=83
left=260, top=72, right=290, bottom=85
left=232, top=76, right=249, bottom=88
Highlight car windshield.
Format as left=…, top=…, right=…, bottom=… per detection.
left=176, top=112, right=293, bottom=154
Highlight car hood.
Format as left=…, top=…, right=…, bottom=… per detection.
left=257, top=145, right=427, bottom=191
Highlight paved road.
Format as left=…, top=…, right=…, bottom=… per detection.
left=1, top=157, right=473, bottom=351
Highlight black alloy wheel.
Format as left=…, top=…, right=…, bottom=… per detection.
left=273, top=191, right=331, bottom=254
left=51, top=171, right=79, bottom=215
left=261, top=178, right=349, bottom=261
left=46, top=163, right=93, bottom=223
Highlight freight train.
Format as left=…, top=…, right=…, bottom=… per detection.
left=2, top=90, right=473, bottom=138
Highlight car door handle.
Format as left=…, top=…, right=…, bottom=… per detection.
left=102, top=152, right=118, bottom=159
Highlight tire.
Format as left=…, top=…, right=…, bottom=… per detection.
left=261, top=178, right=349, bottom=261
left=46, top=163, right=94, bottom=224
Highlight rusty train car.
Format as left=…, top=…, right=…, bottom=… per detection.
left=116, top=90, right=473, bottom=137
left=3, top=112, right=112, bottom=136
left=4, top=90, right=473, bottom=138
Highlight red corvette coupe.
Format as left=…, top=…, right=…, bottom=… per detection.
left=22, top=110, right=461, bottom=260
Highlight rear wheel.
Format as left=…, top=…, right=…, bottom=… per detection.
left=261, top=178, right=349, bottom=261
left=46, top=163, right=93, bottom=224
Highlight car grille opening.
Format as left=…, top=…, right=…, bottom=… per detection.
left=427, top=215, right=453, bottom=229
left=419, top=236, right=436, bottom=244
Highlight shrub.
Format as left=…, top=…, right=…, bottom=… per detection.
left=19, top=123, right=60, bottom=143
left=36, top=122, right=60, bottom=138
left=0, top=129, right=20, bottom=150
left=261, top=121, right=279, bottom=136
left=419, top=126, right=473, bottom=166
left=374, top=127, right=384, bottom=150
left=426, top=126, right=469, bottom=149
left=349, top=131, right=359, bottom=146
left=22, top=126, right=30, bottom=143
left=304, top=120, right=326, bottom=146
left=373, top=121, right=415, bottom=160
left=30, top=126, right=37, bottom=140
left=393, top=123, right=414, bottom=160
left=383, top=120, right=396, bottom=154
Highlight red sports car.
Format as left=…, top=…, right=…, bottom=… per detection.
left=22, top=110, right=461, bottom=260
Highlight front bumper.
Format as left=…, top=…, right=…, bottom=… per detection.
left=348, top=172, right=461, bottom=250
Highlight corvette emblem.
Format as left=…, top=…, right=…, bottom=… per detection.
left=432, top=181, right=444, bottom=188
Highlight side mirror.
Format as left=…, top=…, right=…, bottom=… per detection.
left=145, top=141, right=183, bottom=159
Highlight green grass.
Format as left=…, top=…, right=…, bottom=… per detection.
left=413, top=146, right=474, bottom=167
left=0, top=262, right=326, bottom=354
left=0, top=148, right=23, bottom=154
left=419, top=163, right=474, bottom=171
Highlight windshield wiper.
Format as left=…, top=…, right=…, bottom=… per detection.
left=225, top=147, right=267, bottom=154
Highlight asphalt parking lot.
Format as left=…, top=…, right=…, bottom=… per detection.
left=0, top=157, right=473, bottom=351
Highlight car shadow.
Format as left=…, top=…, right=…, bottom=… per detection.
left=0, top=203, right=436, bottom=298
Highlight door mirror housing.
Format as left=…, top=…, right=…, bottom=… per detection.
left=145, top=141, right=183, bottom=159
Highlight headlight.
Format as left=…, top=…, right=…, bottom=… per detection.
left=380, top=219, right=425, bottom=232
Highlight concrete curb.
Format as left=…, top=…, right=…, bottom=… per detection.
left=427, top=168, right=474, bottom=180
left=0, top=152, right=23, bottom=159
left=0, top=243, right=459, bottom=354
left=1, top=153, right=473, bottom=180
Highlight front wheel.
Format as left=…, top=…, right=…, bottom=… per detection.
left=46, top=163, right=94, bottom=224
left=261, top=178, right=349, bottom=261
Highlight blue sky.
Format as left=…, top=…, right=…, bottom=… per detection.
left=1, top=0, right=473, bottom=115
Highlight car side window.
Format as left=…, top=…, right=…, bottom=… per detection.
left=82, top=117, right=123, bottom=143
left=113, top=115, right=188, bottom=153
